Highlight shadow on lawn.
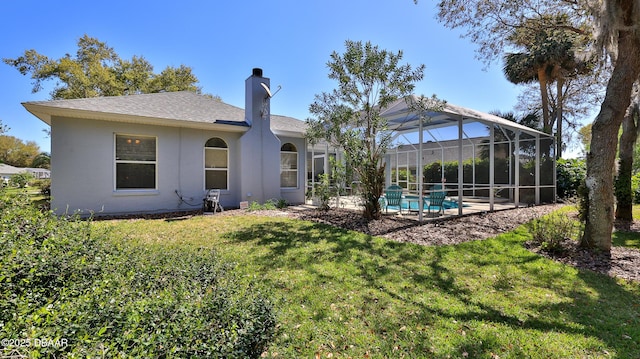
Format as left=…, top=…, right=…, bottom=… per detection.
left=223, top=220, right=640, bottom=357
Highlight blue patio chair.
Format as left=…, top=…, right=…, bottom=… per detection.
left=427, top=190, right=446, bottom=216
left=382, top=185, right=404, bottom=214
left=428, top=184, right=445, bottom=195
left=425, top=183, right=446, bottom=201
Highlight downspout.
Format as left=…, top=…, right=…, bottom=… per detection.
left=535, top=134, right=540, bottom=204
left=489, top=125, right=495, bottom=211
left=457, top=116, right=463, bottom=215
left=515, top=130, right=520, bottom=208
left=418, top=116, right=424, bottom=222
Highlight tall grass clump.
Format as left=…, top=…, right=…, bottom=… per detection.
left=0, top=189, right=275, bottom=358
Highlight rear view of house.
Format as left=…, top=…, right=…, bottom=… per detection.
left=23, top=69, right=307, bottom=215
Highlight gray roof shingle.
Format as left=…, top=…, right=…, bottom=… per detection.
left=23, top=91, right=308, bottom=135
left=25, top=91, right=245, bottom=124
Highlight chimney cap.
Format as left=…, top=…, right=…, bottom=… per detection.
left=252, top=68, right=263, bottom=77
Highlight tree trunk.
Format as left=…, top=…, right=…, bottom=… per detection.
left=582, top=27, right=640, bottom=251
left=537, top=68, right=552, bottom=134
left=615, top=103, right=639, bottom=221
left=359, top=161, right=385, bottom=220
left=556, top=76, right=565, bottom=159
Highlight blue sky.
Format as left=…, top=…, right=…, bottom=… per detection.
left=1, top=0, right=575, bottom=154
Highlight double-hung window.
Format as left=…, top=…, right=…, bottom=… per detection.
left=204, top=137, right=228, bottom=190
left=115, top=134, right=157, bottom=190
left=280, top=143, right=298, bottom=188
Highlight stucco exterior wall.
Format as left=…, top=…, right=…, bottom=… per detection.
left=238, top=71, right=283, bottom=204
left=277, top=135, right=306, bottom=205
left=50, top=116, right=242, bottom=215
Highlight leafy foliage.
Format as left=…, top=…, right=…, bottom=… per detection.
left=503, top=14, right=594, bottom=157
left=556, top=158, right=586, bottom=199
left=0, top=135, right=41, bottom=168
left=306, top=40, right=428, bottom=219
left=8, top=171, right=33, bottom=188
left=632, top=173, right=640, bottom=204
left=527, top=211, right=580, bottom=254
left=306, top=173, right=334, bottom=211
left=31, top=152, right=51, bottom=169
left=31, top=178, right=51, bottom=196
left=3, top=34, right=201, bottom=99
left=247, top=198, right=288, bottom=211
left=0, top=189, right=276, bottom=358
left=434, top=0, right=590, bottom=66
left=0, top=119, right=8, bottom=135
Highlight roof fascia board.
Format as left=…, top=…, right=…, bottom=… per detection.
left=273, top=129, right=306, bottom=138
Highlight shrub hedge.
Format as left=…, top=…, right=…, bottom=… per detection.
left=0, top=189, right=275, bottom=358
left=556, top=158, right=586, bottom=199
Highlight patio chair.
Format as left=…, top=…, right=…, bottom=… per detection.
left=203, top=189, right=224, bottom=213
left=426, top=184, right=445, bottom=196
left=427, top=190, right=446, bottom=217
left=382, top=185, right=404, bottom=214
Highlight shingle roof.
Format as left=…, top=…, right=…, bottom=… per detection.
left=271, top=114, right=308, bottom=135
left=23, top=91, right=308, bottom=135
left=0, top=163, right=26, bottom=175
left=25, top=91, right=245, bottom=125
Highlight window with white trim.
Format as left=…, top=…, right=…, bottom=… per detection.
left=205, top=137, right=228, bottom=190
left=115, top=134, right=157, bottom=190
left=280, top=143, right=298, bottom=188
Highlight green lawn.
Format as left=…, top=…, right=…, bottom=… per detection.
left=94, top=210, right=640, bottom=358
left=612, top=205, right=640, bottom=248
left=5, top=186, right=49, bottom=208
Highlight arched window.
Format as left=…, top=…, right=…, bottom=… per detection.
left=204, top=137, right=228, bottom=190
left=280, top=143, right=298, bottom=188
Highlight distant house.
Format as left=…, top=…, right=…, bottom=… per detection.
left=0, top=163, right=49, bottom=184
left=0, top=163, right=26, bottom=184
left=24, top=167, right=51, bottom=179
left=23, top=68, right=307, bottom=215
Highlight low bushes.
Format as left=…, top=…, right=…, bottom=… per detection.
left=556, top=158, right=586, bottom=200
left=0, top=189, right=275, bottom=358
left=527, top=211, right=580, bottom=253
left=247, top=198, right=288, bottom=211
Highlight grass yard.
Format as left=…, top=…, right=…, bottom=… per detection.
left=94, top=210, right=640, bottom=358
left=612, top=205, right=640, bottom=248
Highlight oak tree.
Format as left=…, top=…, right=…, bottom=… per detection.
left=433, top=0, right=640, bottom=251
left=4, top=34, right=201, bottom=99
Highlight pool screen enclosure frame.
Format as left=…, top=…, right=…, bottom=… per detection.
left=382, top=95, right=556, bottom=222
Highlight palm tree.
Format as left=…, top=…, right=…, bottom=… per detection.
left=504, top=53, right=553, bottom=132
left=503, top=15, right=592, bottom=158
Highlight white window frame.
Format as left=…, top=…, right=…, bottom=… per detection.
left=204, top=138, right=229, bottom=191
left=114, top=133, right=158, bottom=191
left=280, top=143, right=299, bottom=189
